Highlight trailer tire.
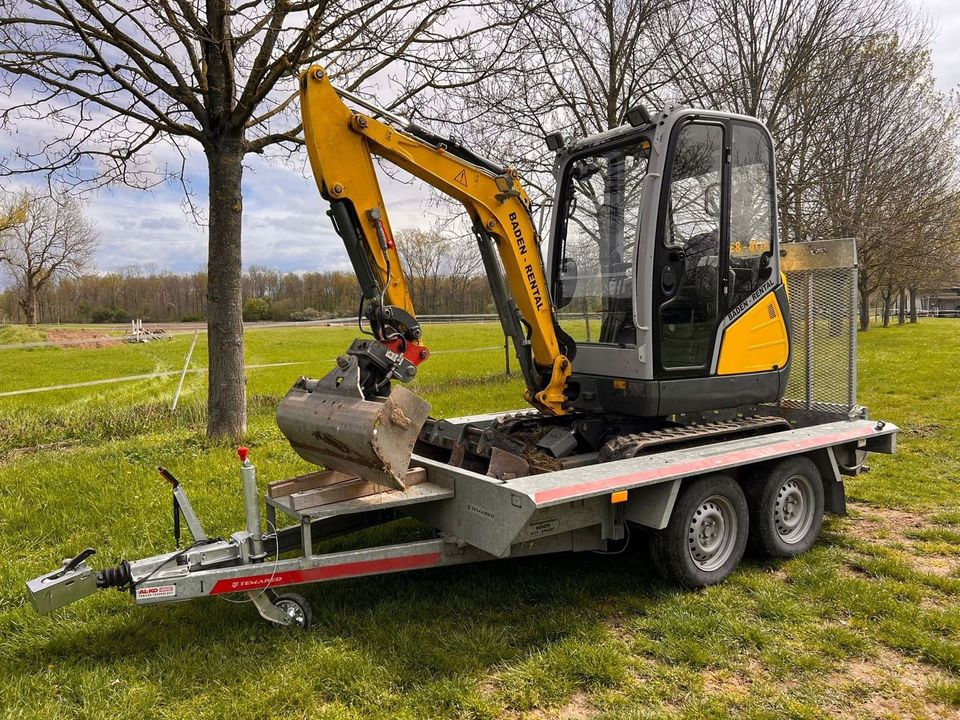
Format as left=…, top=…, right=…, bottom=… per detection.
left=746, top=456, right=824, bottom=558
left=274, top=592, right=313, bottom=630
left=650, top=474, right=748, bottom=588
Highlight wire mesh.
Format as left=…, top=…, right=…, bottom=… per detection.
left=780, top=264, right=857, bottom=414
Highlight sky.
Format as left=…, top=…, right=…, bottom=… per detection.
left=4, top=0, right=960, bottom=277
left=924, top=0, right=960, bottom=94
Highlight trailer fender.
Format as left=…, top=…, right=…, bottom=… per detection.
left=809, top=446, right=846, bottom=516
left=622, top=479, right=683, bottom=530
left=741, top=448, right=846, bottom=517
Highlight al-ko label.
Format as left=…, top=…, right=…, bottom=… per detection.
left=136, top=584, right=177, bottom=600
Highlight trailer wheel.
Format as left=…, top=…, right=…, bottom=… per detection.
left=274, top=592, right=313, bottom=630
left=746, top=456, right=824, bottom=558
left=650, top=474, right=748, bottom=588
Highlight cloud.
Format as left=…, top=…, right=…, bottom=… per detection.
left=136, top=216, right=183, bottom=231
left=76, top=146, right=452, bottom=274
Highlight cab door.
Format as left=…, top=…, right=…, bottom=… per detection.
left=654, top=120, right=728, bottom=376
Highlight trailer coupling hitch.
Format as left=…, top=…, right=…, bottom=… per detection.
left=26, top=548, right=137, bottom=615
left=27, top=548, right=102, bottom=615
left=26, top=466, right=214, bottom=615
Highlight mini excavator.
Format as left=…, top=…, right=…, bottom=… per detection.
left=277, top=66, right=792, bottom=490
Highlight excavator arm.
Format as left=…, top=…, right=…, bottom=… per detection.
left=276, top=66, right=574, bottom=490
left=298, top=65, right=572, bottom=413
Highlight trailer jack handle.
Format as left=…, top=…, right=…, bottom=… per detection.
left=158, top=466, right=207, bottom=544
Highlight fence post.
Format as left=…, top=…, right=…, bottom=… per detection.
left=172, top=329, right=200, bottom=411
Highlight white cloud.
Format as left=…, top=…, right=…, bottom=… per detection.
left=42, top=140, right=454, bottom=274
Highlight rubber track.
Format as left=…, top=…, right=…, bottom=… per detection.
left=601, top=415, right=792, bottom=461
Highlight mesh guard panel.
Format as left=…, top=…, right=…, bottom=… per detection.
left=779, top=239, right=858, bottom=414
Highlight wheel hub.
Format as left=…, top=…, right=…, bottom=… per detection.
left=774, top=475, right=815, bottom=544
left=688, top=495, right=737, bottom=572
left=276, top=599, right=305, bottom=627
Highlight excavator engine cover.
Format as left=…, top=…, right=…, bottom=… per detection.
left=276, top=356, right=431, bottom=490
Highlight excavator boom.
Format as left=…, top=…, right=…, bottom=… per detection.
left=277, top=66, right=573, bottom=488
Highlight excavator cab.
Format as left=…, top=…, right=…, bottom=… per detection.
left=547, top=108, right=790, bottom=418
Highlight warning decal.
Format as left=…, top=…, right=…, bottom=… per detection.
left=453, top=169, right=467, bottom=186
left=136, top=584, right=177, bottom=600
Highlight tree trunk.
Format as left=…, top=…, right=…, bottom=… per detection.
left=897, top=287, right=906, bottom=324
left=909, top=286, right=918, bottom=323
left=206, top=140, right=247, bottom=439
left=882, top=289, right=892, bottom=327
left=19, top=278, right=37, bottom=325
left=858, top=284, right=870, bottom=331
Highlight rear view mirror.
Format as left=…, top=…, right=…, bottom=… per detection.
left=556, top=258, right=578, bottom=309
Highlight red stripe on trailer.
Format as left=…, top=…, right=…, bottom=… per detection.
left=208, top=551, right=442, bottom=595
left=534, top=426, right=873, bottom=505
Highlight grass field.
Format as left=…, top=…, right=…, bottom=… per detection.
left=0, top=320, right=959, bottom=719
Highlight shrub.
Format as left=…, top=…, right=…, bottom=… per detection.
left=89, top=306, right=131, bottom=323
left=242, top=297, right=271, bottom=321
left=289, top=307, right=322, bottom=322
left=268, top=298, right=295, bottom=321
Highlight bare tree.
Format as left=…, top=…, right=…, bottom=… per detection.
left=395, top=228, right=449, bottom=312
left=671, top=0, right=913, bottom=245
left=0, top=0, right=511, bottom=438
left=425, top=0, right=702, bottom=227
left=442, top=229, right=483, bottom=314
left=0, top=193, right=97, bottom=324
left=815, top=34, right=960, bottom=329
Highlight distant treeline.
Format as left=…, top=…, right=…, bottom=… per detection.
left=0, top=265, right=495, bottom=324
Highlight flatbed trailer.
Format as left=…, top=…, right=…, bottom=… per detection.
left=26, top=239, right=897, bottom=628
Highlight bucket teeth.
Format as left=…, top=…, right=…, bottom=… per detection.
left=276, top=356, right=431, bottom=490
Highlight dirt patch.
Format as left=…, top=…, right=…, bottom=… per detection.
left=522, top=692, right=594, bottom=719
left=911, top=555, right=957, bottom=578
left=841, top=503, right=960, bottom=577
left=829, top=646, right=959, bottom=719
left=843, top=502, right=960, bottom=580
left=902, top=423, right=942, bottom=439
left=0, top=439, right=81, bottom=466
left=701, top=660, right=767, bottom=696
left=844, top=503, right=929, bottom=540
left=45, top=329, right=120, bottom=349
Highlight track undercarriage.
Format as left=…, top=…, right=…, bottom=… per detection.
left=415, top=411, right=793, bottom=481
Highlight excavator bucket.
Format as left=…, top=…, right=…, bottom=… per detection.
left=276, top=356, right=431, bottom=491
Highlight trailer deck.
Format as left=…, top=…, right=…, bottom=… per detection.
left=27, top=405, right=897, bottom=628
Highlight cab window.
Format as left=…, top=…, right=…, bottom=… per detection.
left=554, top=138, right=651, bottom=345
left=659, top=122, right=723, bottom=369
left=728, top=124, right=775, bottom=306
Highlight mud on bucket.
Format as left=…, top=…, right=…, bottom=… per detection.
left=276, top=360, right=431, bottom=491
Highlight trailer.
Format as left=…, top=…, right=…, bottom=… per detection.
left=25, top=239, right=898, bottom=629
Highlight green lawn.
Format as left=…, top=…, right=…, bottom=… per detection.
left=0, top=320, right=958, bottom=719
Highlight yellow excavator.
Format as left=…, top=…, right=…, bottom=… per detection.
left=277, top=66, right=792, bottom=490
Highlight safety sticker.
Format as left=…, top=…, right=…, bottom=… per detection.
left=136, top=584, right=177, bottom=600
